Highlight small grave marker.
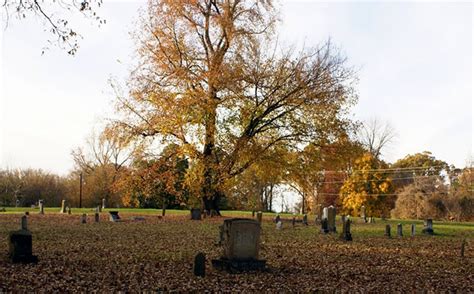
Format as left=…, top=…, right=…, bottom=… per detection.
left=422, top=219, right=434, bottom=235
left=302, top=214, right=308, bottom=226
left=385, top=224, right=391, bottom=238
left=81, top=214, right=87, bottom=224
left=274, top=214, right=281, bottom=223
left=109, top=211, right=121, bottom=222
left=361, top=205, right=367, bottom=223
left=38, top=200, right=44, bottom=215
left=102, top=198, right=106, bottom=210
left=95, top=212, right=100, bottom=223
left=292, top=216, right=296, bottom=228
left=191, top=208, right=202, bottom=220
left=256, top=211, right=262, bottom=224
left=397, top=223, right=403, bottom=237
left=340, top=217, right=352, bottom=241
left=411, top=224, right=415, bottom=237
left=327, top=206, right=336, bottom=233
left=276, top=220, right=282, bottom=230
left=194, top=252, right=206, bottom=277
left=60, top=199, right=66, bottom=213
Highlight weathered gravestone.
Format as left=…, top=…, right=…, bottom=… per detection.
left=81, top=214, right=87, bottom=224
left=385, top=224, right=391, bottom=238
left=212, top=218, right=265, bottom=272
left=411, top=224, right=416, bottom=237
left=327, top=206, right=336, bottom=233
left=276, top=220, right=282, bottom=230
left=369, top=217, right=375, bottom=224
left=95, top=212, right=100, bottom=223
left=109, top=211, right=120, bottom=222
left=340, top=217, right=352, bottom=241
left=194, top=252, right=206, bottom=277
left=322, top=207, right=328, bottom=220
left=292, top=216, right=296, bottom=228
left=101, top=198, right=106, bottom=210
left=256, top=211, right=262, bottom=224
left=67, top=206, right=71, bottom=215
left=191, top=208, right=202, bottom=220
left=59, top=199, right=66, bottom=213
left=38, top=200, right=44, bottom=215
left=360, top=205, right=367, bottom=223
left=302, top=214, right=308, bottom=226
left=9, top=216, right=38, bottom=263
left=397, top=223, right=403, bottom=237
left=274, top=214, right=281, bottom=223
left=251, top=210, right=255, bottom=217
left=422, top=219, right=434, bottom=235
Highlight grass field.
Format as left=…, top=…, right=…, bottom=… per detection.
left=0, top=209, right=472, bottom=291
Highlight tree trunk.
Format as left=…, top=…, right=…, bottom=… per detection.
left=201, top=93, right=221, bottom=216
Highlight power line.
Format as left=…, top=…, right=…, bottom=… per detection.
left=316, top=174, right=442, bottom=185
left=321, top=165, right=448, bottom=174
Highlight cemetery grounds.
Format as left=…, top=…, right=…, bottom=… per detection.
left=0, top=208, right=473, bottom=292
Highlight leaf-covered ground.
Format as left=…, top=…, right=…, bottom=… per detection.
left=0, top=211, right=473, bottom=292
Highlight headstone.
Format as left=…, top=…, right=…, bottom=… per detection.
left=274, top=214, right=281, bottom=223
left=194, top=252, right=206, bottom=277
left=322, top=207, right=328, bottom=220
left=302, top=214, right=308, bottom=226
left=38, top=200, right=44, bottom=215
left=341, top=215, right=346, bottom=224
left=21, top=215, right=28, bottom=230
left=411, top=224, right=415, bottom=237
left=276, top=220, right=282, bottom=230
left=101, top=198, right=106, bottom=210
left=340, top=217, right=352, bottom=241
left=211, top=218, right=266, bottom=271
left=361, top=205, right=367, bottom=222
left=251, top=210, right=255, bottom=217
left=256, top=211, right=262, bottom=224
left=81, top=213, right=87, bottom=224
left=422, top=219, right=434, bottom=235
left=461, top=238, right=466, bottom=257
left=327, top=206, right=336, bottom=233
left=95, top=206, right=100, bottom=213
left=369, top=217, right=375, bottom=224
left=9, top=216, right=38, bottom=263
left=397, top=223, right=403, bottom=237
left=95, top=212, right=100, bottom=223
left=191, top=208, right=201, bottom=220
left=67, top=207, right=71, bottom=215
left=321, top=218, right=329, bottom=234
left=60, top=199, right=66, bottom=213
left=16, top=199, right=20, bottom=207
left=109, top=211, right=120, bottom=222
left=292, top=216, right=296, bottom=228
left=385, top=224, right=391, bottom=237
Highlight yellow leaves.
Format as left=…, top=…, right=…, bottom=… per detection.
left=339, top=153, right=394, bottom=217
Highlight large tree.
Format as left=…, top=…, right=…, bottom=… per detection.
left=113, top=0, right=357, bottom=215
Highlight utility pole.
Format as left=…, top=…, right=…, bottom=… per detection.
left=79, top=172, right=83, bottom=208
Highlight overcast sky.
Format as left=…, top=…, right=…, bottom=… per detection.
left=0, top=0, right=472, bottom=176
